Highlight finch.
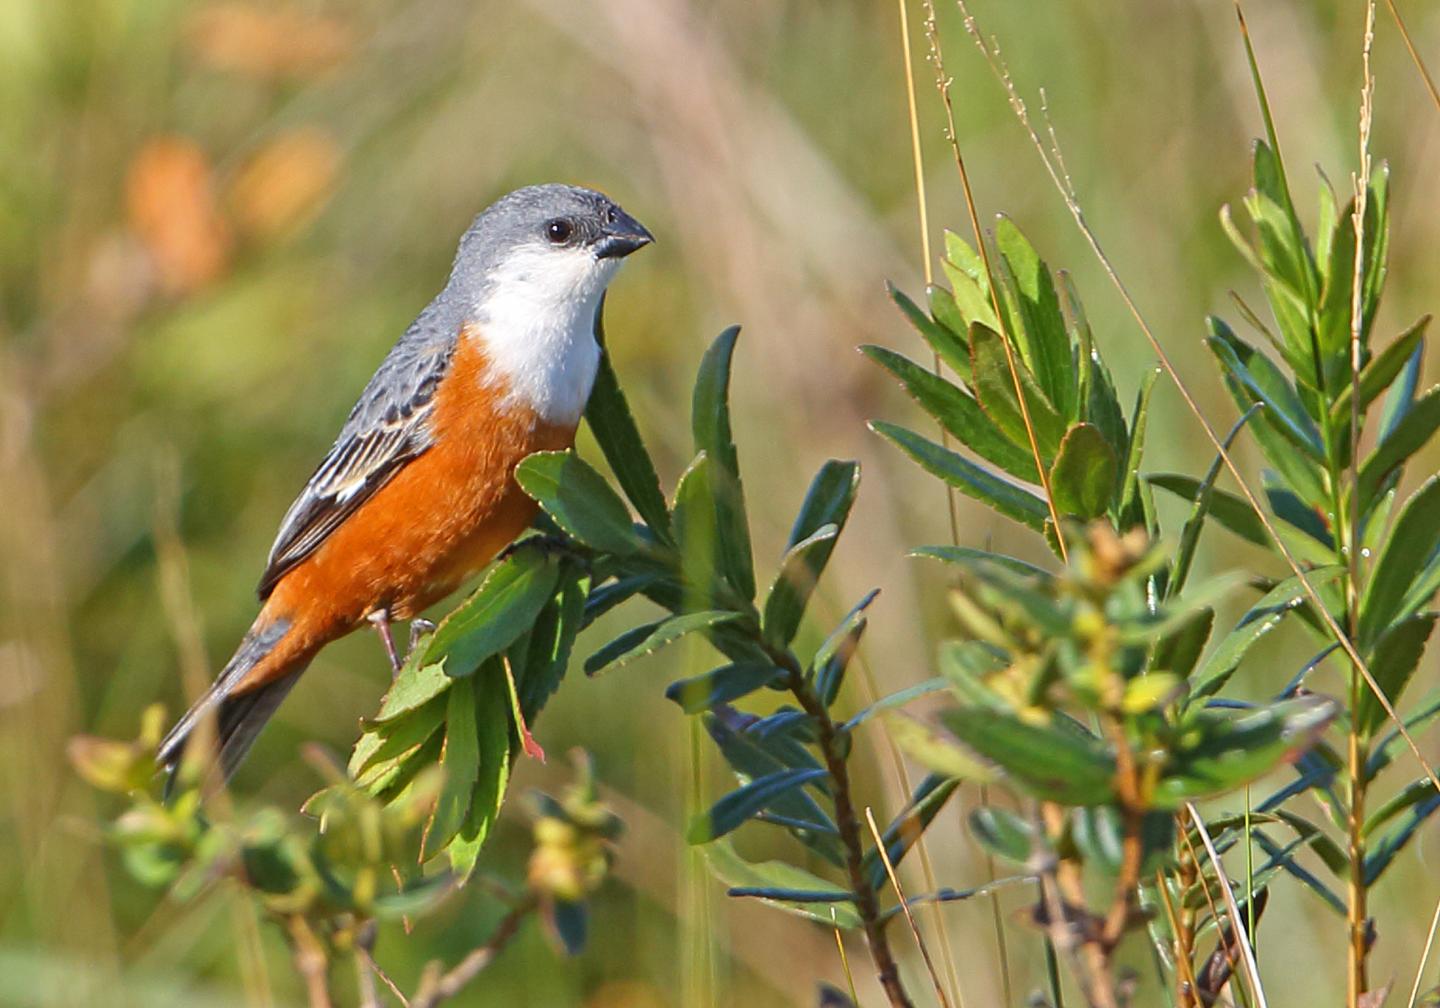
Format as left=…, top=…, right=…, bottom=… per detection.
left=159, top=184, right=652, bottom=777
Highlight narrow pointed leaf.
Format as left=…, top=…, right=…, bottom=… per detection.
left=871, top=421, right=1048, bottom=530
left=584, top=348, right=673, bottom=540
left=424, top=550, right=563, bottom=678
left=665, top=662, right=781, bottom=713
left=862, top=345, right=1037, bottom=480
left=941, top=707, right=1115, bottom=805
left=516, top=451, right=644, bottom=556
left=1192, top=566, right=1345, bottom=697
left=969, top=321, right=1066, bottom=463
left=692, top=326, right=755, bottom=599
left=584, top=610, right=740, bottom=676
left=1358, top=476, right=1440, bottom=647
left=687, top=768, right=828, bottom=844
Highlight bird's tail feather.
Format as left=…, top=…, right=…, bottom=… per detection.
left=158, top=616, right=307, bottom=781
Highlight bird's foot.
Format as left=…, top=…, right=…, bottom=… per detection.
left=367, top=608, right=402, bottom=676
left=407, top=618, right=436, bottom=658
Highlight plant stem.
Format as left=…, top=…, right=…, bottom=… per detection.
left=777, top=650, right=913, bottom=1008
left=411, top=895, right=538, bottom=1008
left=286, top=915, right=333, bottom=1008
left=1348, top=678, right=1370, bottom=1004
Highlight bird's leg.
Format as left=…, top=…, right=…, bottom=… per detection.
left=500, top=655, right=545, bottom=763
left=366, top=608, right=402, bottom=677
left=407, top=618, right=435, bottom=658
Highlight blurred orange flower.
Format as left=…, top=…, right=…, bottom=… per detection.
left=186, top=2, right=352, bottom=81
left=125, top=136, right=232, bottom=296
left=229, top=128, right=343, bottom=240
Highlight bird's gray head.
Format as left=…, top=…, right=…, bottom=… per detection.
left=446, top=184, right=653, bottom=313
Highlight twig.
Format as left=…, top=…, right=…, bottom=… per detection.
left=411, top=895, right=538, bottom=1008
left=865, top=806, right=952, bottom=1008
left=287, top=915, right=333, bottom=1008
left=782, top=654, right=914, bottom=1008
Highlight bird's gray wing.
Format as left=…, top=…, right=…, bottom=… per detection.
left=257, top=321, right=458, bottom=600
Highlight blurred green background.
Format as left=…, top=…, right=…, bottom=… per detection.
left=4, top=0, right=1440, bottom=1004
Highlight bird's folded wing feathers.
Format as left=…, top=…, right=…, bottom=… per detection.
left=257, top=329, right=457, bottom=599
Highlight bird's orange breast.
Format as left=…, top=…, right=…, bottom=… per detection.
left=262, top=326, right=577, bottom=645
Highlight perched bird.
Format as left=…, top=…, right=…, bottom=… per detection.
left=159, top=184, right=653, bottom=778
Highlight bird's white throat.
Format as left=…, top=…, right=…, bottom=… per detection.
left=473, top=244, right=619, bottom=425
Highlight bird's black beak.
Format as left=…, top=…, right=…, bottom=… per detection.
left=594, top=207, right=654, bottom=259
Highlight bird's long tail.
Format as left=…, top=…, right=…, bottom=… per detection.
left=158, top=615, right=313, bottom=781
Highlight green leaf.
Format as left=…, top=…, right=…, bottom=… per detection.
left=912, top=545, right=1050, bottom=578
left=1153, top=696, right=1337, bottom=808
left=515, top=450, right=644, bottom=556
left=861, top=776, right=960, bottom=890
left=1149, top=474, right=1271, bottom=548
left=1356, top=389, right=1440, bottom=513
left=1356, top=613, right=1436, bottom=738
left=813, top=589, right=879, bottom=706
left=1378, top=334, right=1423, bottom=441
left=888, top=715, right=999, bottom=782
left=862, top=345, right=1037, bottom=480
left=446, top=670, right=513, bottom=879
left=1363, top=783, right=1440, bottom=886
left=1048, top=422, right=1117, bottom=519
left=424, top=550, right=563, bottom=678
left=426, top=677, right=481, bottom=857
left=842, top=678, right=947, bottom=731
left=687, top=768, right=828, bottom=844
left=969, top=322, right=1066, bottom=464
left=369, top=660, right=455, bottom=724
left=941, top=230, right=1000, bottom=335
left=888, top=282, right=972, bottom=382
left=692, top=326, right=755, bottom=600
left=941, top=707, right=1115, bottom=805
left=1151, top=607, right=1214, bottom=680
left=1165, top=406, right=1260, bottom=597
left=1191, top=566, right=1345, bottom=697
left=583, top=610, right=740, bottom=676
left=351, top=697, right=446, bottom=779
left=1117, top=367, right=1161, bottom=532
left=994, top=215, right=1074, bottom=417
left=1358, top=476, right=1440, bottom=647
left=969, top=806, right=1036, bottom=864
left=704, top=839, right=860, bottom=928
left=1362, top=777, right=1439, bottom=838
left=584, top=347, right=673, bottom=540
left=516, top=568, right=588, bottom=721
left=1206, top=322, right=1323, bottom=459
left=870, top=421, right=1048, bottom=531
left=1328, top=315, right=1430, bottom=423
left=665, top=662, right=781, bottom=714
left=761, top=525, right=838, bottom=648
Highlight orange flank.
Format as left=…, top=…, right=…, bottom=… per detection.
left=233, top=325, right=576, bottom=695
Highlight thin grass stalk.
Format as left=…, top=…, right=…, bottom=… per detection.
left=1406, top=891, right=1440, bottom=1008
left=856, top=648, right=967, bottom=1005
left=1187, top=806, right=1269, bottom=1008
left=950, top=0, right=1440, bottom=801
left=865, top=807, right=954, bottom=1008
left=1383, top=0, right=1440, bottom=114
left=1155, top=869, right=1200, bottom=1008
left=920, top=0, right=1070, bottom=564
left=1346, top=6, right=1378, bottom=1002
left=833, top=909, right=862, bottom=1007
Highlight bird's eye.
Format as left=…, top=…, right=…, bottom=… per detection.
left=545, top=218, right=573, bottom=244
